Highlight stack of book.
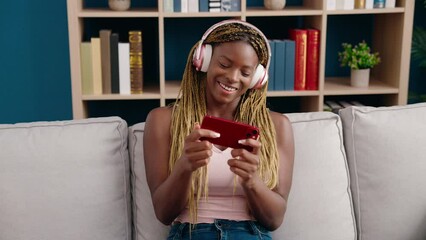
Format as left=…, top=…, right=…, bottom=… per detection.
left=267, top=39, right=295, bottom=91
left=80, top=30, right=143, bottom=95
left=324, top=100, right=365, bottom=113
left=326, top=0, right=395, bottom=10
left=164, top=0, right=240, bottom=12
left=267, top=28, right=320, bottom=92
left=288, top=28, right=320, bottom=91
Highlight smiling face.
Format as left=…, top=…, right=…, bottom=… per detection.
left=205, top=40, right=259, bottom=110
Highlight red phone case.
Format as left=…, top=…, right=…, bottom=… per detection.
left=200, top=115, right=259, bottom=151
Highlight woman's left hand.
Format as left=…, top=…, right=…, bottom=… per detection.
left=228, top=138, right=261, bottom=188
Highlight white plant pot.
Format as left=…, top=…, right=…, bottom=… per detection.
left=109, top=0, right=131, bottom=11
left=351, top=68, right=370, bottom=88
left=264, top=0, right=286, bottom=10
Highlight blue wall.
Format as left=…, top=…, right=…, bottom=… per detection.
left=0, top=0, right=72, bottom=124
left=0, top=0, right=424, bottom=124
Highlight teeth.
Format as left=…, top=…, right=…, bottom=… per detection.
left=219, top=82, right=237, bottom=92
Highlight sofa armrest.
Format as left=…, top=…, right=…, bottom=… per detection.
left=0, top=117, right=131, bottom=240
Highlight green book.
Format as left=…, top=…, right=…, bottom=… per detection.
left=80, top=42, right=93, bottom=95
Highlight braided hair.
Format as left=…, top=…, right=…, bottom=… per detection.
left=169, top=20, right=279, bottom=223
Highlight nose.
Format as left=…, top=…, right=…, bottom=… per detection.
left=226, top=68, right=239, bottom=83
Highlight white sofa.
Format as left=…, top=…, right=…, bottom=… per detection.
left=1, top=103, right=426, bottom=240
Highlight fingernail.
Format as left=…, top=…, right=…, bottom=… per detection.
left=212, top=132, right=220, bottom=138
left=238, top=139, right=245, bottom=144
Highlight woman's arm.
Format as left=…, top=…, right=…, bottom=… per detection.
left=228, top=112, right=295, bottom=230
left=143, top=107, right=220, bottom=225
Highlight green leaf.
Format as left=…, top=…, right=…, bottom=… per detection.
left=411, top=27, right=426, bottom=68
left=337, top=41, right=380, bottom=69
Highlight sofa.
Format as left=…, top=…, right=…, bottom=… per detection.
left=1, top=103, right=426, bottom=240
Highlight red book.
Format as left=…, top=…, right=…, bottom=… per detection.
left=289, top=29, right=308, bottom=91
left=306, top=29, right=320, bottom=90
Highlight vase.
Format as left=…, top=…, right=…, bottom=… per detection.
left=109, top=0, right=131, bottom=11
left=264, top=0, right=286, bottom=10
left=351, top=69, right=370, bottom=87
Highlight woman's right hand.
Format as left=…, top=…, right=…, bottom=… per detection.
left=176, top=123, right=220, bottom=172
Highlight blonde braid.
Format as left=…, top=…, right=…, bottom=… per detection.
left=169, top=21, right=279, bottom=223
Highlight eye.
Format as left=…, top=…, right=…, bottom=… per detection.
left=219, top=62, right=229, bottom=68
left=241, top=71, right=251, bottom=77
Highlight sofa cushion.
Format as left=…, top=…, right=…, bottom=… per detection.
left=339, top=103, right=426, bottom=240
left=128, top=123, right=170, bottom=240
left=274, top=112, right=356, bottom=240
left=0, top=117, right=131, bottom=240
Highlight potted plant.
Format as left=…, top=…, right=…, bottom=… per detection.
left=338, top=41, right=381, bottom=87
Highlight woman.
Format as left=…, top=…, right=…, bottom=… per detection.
left=143, top=19, right=294, bottom=239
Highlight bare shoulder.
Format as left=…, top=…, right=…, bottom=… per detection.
left=268, top=111, right=292, bottom=134
left=144, top=106, right=173, bottom=140
left=145, top=106, right=173, bottom=128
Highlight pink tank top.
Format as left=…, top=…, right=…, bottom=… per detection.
left=175, top=146, right=253, bottom=223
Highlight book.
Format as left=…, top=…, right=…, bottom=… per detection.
left=80, top=42, right=93, bottom=95
left=199, top=0, right=209, bottom=11
left=129, top=30, right=143, bottom=94
left=323, top=103, right=332, bottom=112
left=267, top=40, right=276, bottom=91
left=354, top=0, right=366, bottom=9
left=338, top=101, right=353, bottom=108
left=100, top=29, right=112, bottom=94
left=188, top=0, right=199, bottom=12
left=385, top=0, right=395, bottom=8
left=326, top=0, right=337, bottom=10
left=325, top=100, right=343, bottom=114
left=284, top=39, right=295, bottom=91
left=209, top=0, right=221, bottom=12
left=365, top=0, right=374, bottom=9
left=110, top=33, right=120, bottom=94
left=336, top=0, right=344, bottom=9
left=373, top=0, right=385, bottom=8
left=343, top=0, right=354, bottom=9
left=173, top=0, right=181, bottom=12
left=164, top=0, right=174, bottom=12
left=306, top=29, right=320, bottom=90
left=289, top=29, right=307, bottom=91
left=350, top=101, right=365, bottom=106
left=181, top=0, right=188, bottom=12
left=90, top=37, right=103, bottom=95
left=119, top=43, right=131, bottom=95
left=274, top=40, right=285, bottom=91
left=221, top=0, right=240, bottom=11
left=336, top=0, right=353, bottom=9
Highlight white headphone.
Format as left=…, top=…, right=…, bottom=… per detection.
left=192, top=19, right=271, bottom=89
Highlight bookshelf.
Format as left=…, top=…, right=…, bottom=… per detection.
left=67, top=0, right=415, bottom=121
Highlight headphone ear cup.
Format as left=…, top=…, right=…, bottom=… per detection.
left=200, top=44, right=212, bottom=72
left=250, top=64, right=268, bottom=89
left=192, top=44, right=212, bottom=72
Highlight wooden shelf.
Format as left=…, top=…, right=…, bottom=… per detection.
left=163, top=12, right=242, bottom=18
left=245, top=6, right=323, bottom=16
left=326, top=7, right=405, bottom=15
left=78, top=8, right=159, bottom=18
left=267, top=90, right=320, bottom=97
left=324, top=77, right=399, bottom=96
left=67, top=0, right=415, bottom=119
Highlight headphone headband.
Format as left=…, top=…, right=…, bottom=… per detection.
left=194, top=19, right=271, bottom=72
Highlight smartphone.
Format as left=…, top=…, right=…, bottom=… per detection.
left=200, top=115, right=259, bottom=151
